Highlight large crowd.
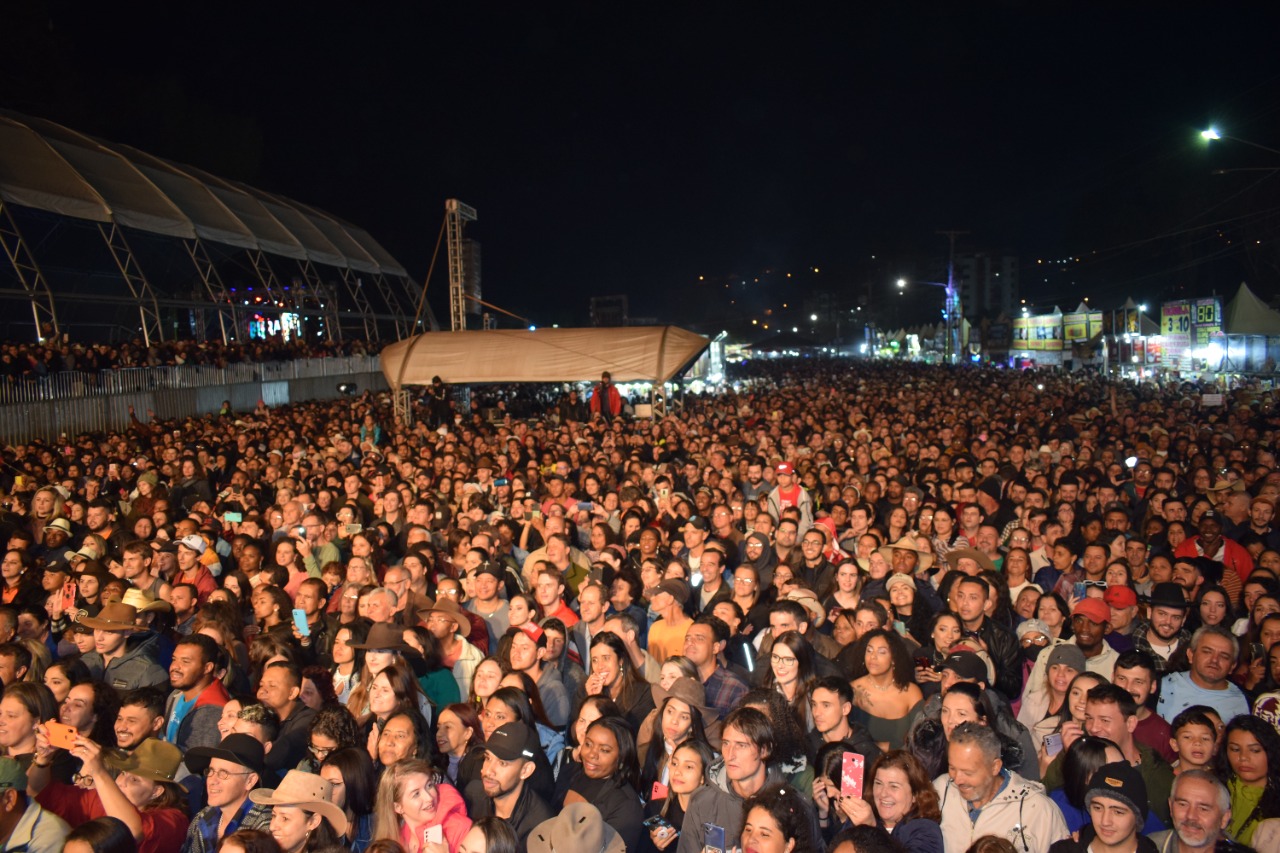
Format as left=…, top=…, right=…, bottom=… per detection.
left=0, top=360, right=1275, bottom=853
left=0, top=336, right=373, bottom=379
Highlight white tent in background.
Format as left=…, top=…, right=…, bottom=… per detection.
left=380, top=326, right=709, bottom=390
left=1224, top=282, right=1280, bottom=335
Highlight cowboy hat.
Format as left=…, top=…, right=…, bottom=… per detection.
left=945, top=547, right=997, bottom=573
left=650, top=676, right=719, bottom=724
left=878, top=535, right=934, bottom=571
left=122, top=588, right=173, bottom=615
left=347, top=621, right=416, bottom=654
left=784, top=588, right=826, bottom=628
left=76, top=602, right=142, bottom=633
left=526, top=802, right=624, bottom=853
left=104, top=737, right=187, bottom=791
left=249, top=770, right=349, bottom=835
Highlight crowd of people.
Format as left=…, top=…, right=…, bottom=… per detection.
left=0, top=359, right=1274, bottom=853
left=0, top=335, right=373, bottom=380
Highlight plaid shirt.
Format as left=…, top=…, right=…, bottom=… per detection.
left=703, top=664, right=749, bottom=718
left=182, top=799, right=272, bottom=853
left=1132, top=621, right=1191, bottom=674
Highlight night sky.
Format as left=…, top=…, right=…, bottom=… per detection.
left=3, top=3, right=1280, bottom=332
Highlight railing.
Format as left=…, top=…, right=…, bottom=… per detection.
left=0, top=355, right=383, bottom=404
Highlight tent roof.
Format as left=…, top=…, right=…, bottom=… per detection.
left=381, top=326, right=710, bottom=389
left=0, top=110, right=408, bottom=277
left=1225, top=282, right=1280, bottom=335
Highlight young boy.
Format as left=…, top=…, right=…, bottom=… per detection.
left=1168, top=705, right=1221, bottom=774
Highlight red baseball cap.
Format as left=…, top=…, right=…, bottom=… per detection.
left=776, top=462, right=794, bottom=475
left=1104, top=586, right=1138, bottom=609
left=1072, top=598, right=1112, bottom=624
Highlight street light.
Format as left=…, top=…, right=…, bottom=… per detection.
left=896, top=277, right=960, bottom=364
left=1201, top=127, right=1280, bottom=157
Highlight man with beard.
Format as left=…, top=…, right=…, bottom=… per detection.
left=1148, top=770, right=1252, bottom=853
left=462, top=721, right=552, bottom=849
left=164, top=634, right=230, bottom=752
left=1132, top=583, right=1193, bottom=674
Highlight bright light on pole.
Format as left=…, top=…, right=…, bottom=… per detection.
left=1201, top=128, right=1221, bottom=141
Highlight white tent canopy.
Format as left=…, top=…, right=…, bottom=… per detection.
left=0, top=110, right=408, bottom=276
left=382, top=326, right=710, bottom=390
left=1225, top=282, right=1280, bottom=335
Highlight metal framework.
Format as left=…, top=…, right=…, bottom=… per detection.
left=445, top=199, right=477, bottom=332
left=184, top=238, right=238, bottom=344
left=0, top=200, right=60, bottom=340
left=339, top=269, right=377, bottom=342
left=247, top=249, right=290, bottom=306
left=370, top=272, right=410, bottom=339
left=98, top=222, right=164, bottom=346
left=295, top=260, right=341, bottom=342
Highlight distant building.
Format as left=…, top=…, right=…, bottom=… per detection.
left=590, top=295, right=630, bottom=326
left=956, top=252, right=1018, bottom=319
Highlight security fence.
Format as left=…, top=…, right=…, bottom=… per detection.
left=0, top=356, right=387, bottom=441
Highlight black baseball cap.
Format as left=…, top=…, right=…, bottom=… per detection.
left=485, top=722, right=541, bottom=762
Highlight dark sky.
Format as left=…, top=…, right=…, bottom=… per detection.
left=4, top=2, right=1280, bottom=330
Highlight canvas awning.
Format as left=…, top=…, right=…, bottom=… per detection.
left=381, top=326, right=710, bottom=390
left=0, top=109, right=408, bottom=276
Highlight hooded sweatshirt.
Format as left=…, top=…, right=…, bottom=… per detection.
left=399, top=782, right=472, bottom=853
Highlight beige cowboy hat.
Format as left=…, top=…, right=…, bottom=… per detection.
left=878, top=535, right=934, bottom=572
left=945, top=547, right=997, bottom=573
left=249, top=770, right=349, bottom=835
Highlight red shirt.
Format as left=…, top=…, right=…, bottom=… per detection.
left=37, top=781, right=188, bottom=853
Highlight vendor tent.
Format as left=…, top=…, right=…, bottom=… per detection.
left=381, top=326, right=709, bottom=390
left=1224, top=282, right=1280, bottom=335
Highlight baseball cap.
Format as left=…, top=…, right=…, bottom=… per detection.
left=645, top=578, right=691, bottom=606
left=938, top=651, right=987, bottom=683
left=485, top=722, right=541, bottom=762
left=1072, top=598, right=1111, bottom=625
left=177, top=534, right=207, bottom=555
left=1104, top=586, right=1138, bottom=609
left=776, top=462, right=794, bottom=475
left=0, top=757, right=23, bottom=790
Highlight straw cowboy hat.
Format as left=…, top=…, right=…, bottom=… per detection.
left=878, top=535, right=934, bottom=572
left=249, top=770, right=349, bottom=835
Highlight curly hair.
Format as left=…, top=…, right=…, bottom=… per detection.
left=847, top=627, right=916, bottom=687
left=742, top=784, right=820, bottom=852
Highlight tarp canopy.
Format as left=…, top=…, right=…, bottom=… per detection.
left=0, top=109, right=408, bottom=276
left=1225, top=282, right=1280, bottom=335
left=382, top=326, right=709, bottom=389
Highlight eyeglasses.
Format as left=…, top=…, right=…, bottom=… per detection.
left=204, top=767, right=253, bottom=782
left=309, top=743, right=335, bottom=759
left=771, top=654, right=798, bottom=666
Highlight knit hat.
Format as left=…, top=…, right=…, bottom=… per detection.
left=1046, top=644, right=1087, bottom=673
left=1016, top=618, right=1050, bottom=641
left=1085, top=760, right=1149, bottom=822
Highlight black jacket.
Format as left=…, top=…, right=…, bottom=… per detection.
left=464, top=778, right=554, bottom=849
left=975, top=615, right=1023, bottom=701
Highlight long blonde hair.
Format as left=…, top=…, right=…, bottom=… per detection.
left=372, top=758, right=437, bottom=841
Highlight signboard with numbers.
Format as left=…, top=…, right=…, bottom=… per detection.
left=1161, top=301, right=1191, bottom=368
left=1194, top=298, right=1221, bottom=345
